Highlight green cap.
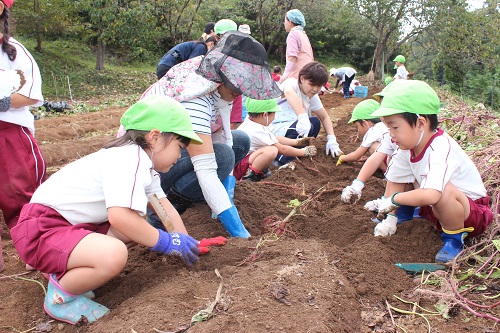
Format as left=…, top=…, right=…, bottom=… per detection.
left=348, top=100, right=380, bottom=123
left=214, top=19, right=237, bottom=35
left=384, top=77, right=392, bottom=85
left=371, top=80, right=440, bottom=117
left=245, top=98, right=281, bottom=113
left=121, top=96, right=203, bottom=144
left=393, top=55, right=405, bottom=63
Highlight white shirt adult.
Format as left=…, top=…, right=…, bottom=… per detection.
left=386, top=129, right=487, bottom=200
left=30, top=145, right=165, bottom=225
left=0, top=37, right=43, bottom=134
left=270, top=78, right=324, bottom=137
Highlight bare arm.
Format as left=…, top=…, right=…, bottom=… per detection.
left=107, top=207, right=161, bottom=247
left=10, top=93, right=39, bottom=108
left=277, top=136, right=300, bottom=146
left=342, top=146, right=369, bottom=163
left=273, top=142, right=307, bottom=157
left=356, top=152, right=387, bottom=183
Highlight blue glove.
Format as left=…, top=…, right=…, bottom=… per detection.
left=151, top=230, right=200, bottom=266
left=218, top=205, right=251, bottom=238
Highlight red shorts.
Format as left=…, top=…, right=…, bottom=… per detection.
left=419, top=196, right=493, bottom=238
left=233, top=154, right=251, bottom=180
left=10, top=203, right=110, bottom=279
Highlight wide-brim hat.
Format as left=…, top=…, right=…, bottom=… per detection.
left=196, top=31, right=282, bottom=100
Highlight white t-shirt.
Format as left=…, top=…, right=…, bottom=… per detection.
left=361, top=122, right=389, bottom=148
left=385, top=129, right=487, bottom=200
left=376, top=131, right=399, bottom=156
left=31, top=144, right=165, bottom=225
left=237, top=117, right=279, bottom=154
left=270, top=78, right=323, bottom=137
left=394, top=65, right=408, bottom=80
left=0, top=37, right=43, bottom=133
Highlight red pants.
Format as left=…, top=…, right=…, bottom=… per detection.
left=0, top=121, right=46, bottom=230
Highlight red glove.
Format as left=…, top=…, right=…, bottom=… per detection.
left=198, top=246, right=210, bottom=255
left=198, top=236, right=227, bottom=247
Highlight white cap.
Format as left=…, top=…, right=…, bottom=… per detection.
left=329, top=68, right=337, bottom=76
left=238, top=24, right=251, bottom=34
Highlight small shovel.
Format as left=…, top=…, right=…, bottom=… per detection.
left=395, top=263, right=447, bottom=274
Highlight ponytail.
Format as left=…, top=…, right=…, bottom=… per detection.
left=1, top=5, right=17, bottom=61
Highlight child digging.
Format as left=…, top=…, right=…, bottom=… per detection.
left=336, top=99, right=388, bottom=168
left=234, top=98, right=317, bottom=181
left=371, top=80, right=493, bottom=263
left=10, top=96, right=203, bottom=325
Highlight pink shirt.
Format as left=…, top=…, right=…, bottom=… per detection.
left=282, top=27, right=314, bottom=80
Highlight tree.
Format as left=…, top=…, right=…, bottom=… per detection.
left=346, top=0, right=439, bottom=80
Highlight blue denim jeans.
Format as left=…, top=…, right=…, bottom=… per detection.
left=276, top=117, right=321, bottom=165
left=159, top=130, right=250, bottom=201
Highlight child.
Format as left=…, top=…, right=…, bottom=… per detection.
left=272, top=66, right=282, bottom=82
left=233, top=98, right=317, bottom=181
left=391, top=55, right=408, bottom=81
left=336, top=99, right=388, bottom=168
left=10, top=96, right=203, bottom=325
left=370, top=80, right=493, bottom=263
left=1, top=0, right=45, bottom=273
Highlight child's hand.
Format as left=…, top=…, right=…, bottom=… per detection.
left=376, top=193, right=401, bottom=220
left=151, top=230, right=200, bottom=266
left=303, top=145, right=317, bottom=157
left=374, top=214, right=398, bottom=237
left=336, top=155, right=345, bottom=166
left=340, top=179, right=365, bottom=204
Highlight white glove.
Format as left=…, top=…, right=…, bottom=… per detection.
left=374, top=214, right=398, bottom=237
left=364, top=196, right=385, bottom=212
left=341, top=179, right=365, bottom=204
left=376, top=193, right=400, bottom=220
left=326, top=135, right=343, bottom=157
left=303, top=145, right=317, bottom=157
left=296, top=113, right=311, bottom=137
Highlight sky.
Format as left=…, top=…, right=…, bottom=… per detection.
left=467, top=0, right=485, bottom=10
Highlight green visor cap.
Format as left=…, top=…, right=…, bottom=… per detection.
left=245, top=98, right=282, bottom=113
left=393, top=55, right=405, bottom=63
left=371, top=80, right=440, bottom=117
left=384, top=77, right=392, bottom=85
left=348, top=99, right=381, bottom=123
left=121, top=96, right=203, bottom=144
left=214, top=19, right=237, bottom=35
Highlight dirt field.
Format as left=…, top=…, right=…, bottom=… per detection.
left=1, top=82, right=498, bottom=333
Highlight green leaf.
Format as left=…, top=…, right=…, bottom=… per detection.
left=288, top=199, right=301, bottom=208
left=492, top=239, right=500, bottom=252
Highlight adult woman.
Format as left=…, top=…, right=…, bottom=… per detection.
left=142, top=31, right=282, bottom=238
left=271, top=62, right=342, bottom=165
left=280, top=9, right=314, bottom=83
left=0, top=0, right=45, bottom=272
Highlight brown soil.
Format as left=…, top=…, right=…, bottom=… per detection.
left=1, top=82, right=497, bottom=333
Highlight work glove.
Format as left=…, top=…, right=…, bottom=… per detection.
left=303, top=145, right=317, bottom=157
left=340, top=179, right=365, bottom=204
left=336, top=155, right=346, bottom=166
left=374, top=214, right=398, bottom=237
left=296, top=136, right=311, bottom=147
left=376, top=193, right=400, bottom=221
left=326, top=135, right=342, bottom=157
left=151, top=230, right=200, bottom=266
left=364, top=196, right=385, bottom=212
left=198, top=236, right=228, bottom=255
left=296, top=113, right=311, bottom=137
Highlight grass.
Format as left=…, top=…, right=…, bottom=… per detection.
left=18, top=37, right=157, bottom=105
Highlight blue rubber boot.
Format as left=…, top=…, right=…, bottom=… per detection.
left=395, top=206, right=421, bottom=224
left=218, top=205, right=251, bottom=238
left=44, top=274, right=109, bottom=325
left=435, top=230, right=471, bottom=263
left=222, top=175, right=236, bottom=204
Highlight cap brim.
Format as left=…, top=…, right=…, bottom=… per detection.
left=370, top=106, right=405, bottom=117
left=176, top=130, right=204, bottom=144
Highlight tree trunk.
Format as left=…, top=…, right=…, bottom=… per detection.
left=34, top=0, right=42, bottom=51
left=96, top=41, right=105, bottom=70
left=373, top=43, right=386, bottom=80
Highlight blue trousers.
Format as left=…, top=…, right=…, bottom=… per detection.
left=276, top=117, right=321, bottom=165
